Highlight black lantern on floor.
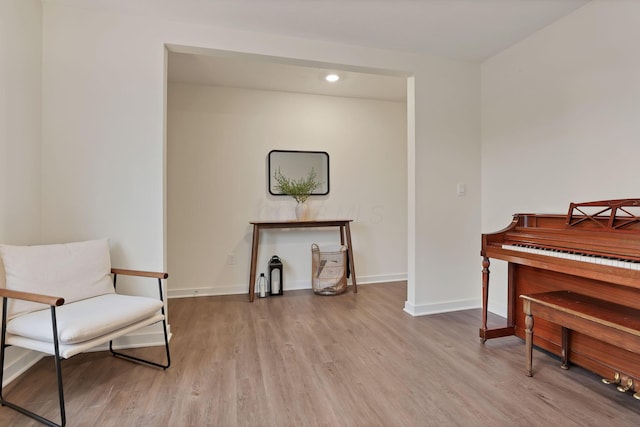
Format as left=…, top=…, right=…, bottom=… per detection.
left=269, top=255, right=283, bottom=296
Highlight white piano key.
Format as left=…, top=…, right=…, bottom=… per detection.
left=503, top=244, right=639, bottom=271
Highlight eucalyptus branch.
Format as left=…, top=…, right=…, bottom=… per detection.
left=273, top=168, right=320, bottom=203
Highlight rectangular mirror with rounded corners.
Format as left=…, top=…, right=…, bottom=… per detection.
left=268, top=150, right=329, bottom=196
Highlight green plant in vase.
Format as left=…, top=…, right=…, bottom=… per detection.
left=273, top=168, right=320, bottom=219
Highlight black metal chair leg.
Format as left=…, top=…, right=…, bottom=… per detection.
left=0, top=303, right=66, bottom=427
left=109, top=318, right=171, bottom=369
left=109, top=277, right=171, bottom=369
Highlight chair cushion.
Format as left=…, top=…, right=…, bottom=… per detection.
left=0, top=239, right=114, bottom=319
left=6, top=293, right=164, bottom=345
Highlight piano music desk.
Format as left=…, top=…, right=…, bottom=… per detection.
left=521, top=291, right=640, bottom=397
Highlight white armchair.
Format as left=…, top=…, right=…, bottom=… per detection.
left=0, top=239, right=170, bottom=427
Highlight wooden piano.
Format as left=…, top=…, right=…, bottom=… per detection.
left=480, top=199, right=640, bottom=394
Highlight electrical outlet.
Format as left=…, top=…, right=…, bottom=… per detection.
left=227, top=253, right=236, bottom=265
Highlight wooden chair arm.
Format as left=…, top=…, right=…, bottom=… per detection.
left=0, top=288, right=65, bottom=307
left=111, top=268, right=168, bottom=280
left=0, top=271, right=166, bottom=308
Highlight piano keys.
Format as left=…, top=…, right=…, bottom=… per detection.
left=502, top=244, right=640, bottom=270
left=480, top=199, right=640, bottom=391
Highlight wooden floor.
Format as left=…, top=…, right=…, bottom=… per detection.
left=1, top=282, right=639, bottom=426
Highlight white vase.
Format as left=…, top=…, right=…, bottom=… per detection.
left=295, top=202, right=309, bottom=220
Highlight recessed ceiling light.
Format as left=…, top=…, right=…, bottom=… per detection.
left=325, top=73, right=340, bottom=83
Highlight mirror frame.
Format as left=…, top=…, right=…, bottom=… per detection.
left=268, top=150, right=330, bottom=196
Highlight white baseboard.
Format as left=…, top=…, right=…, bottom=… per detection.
left=167, top=273, right=408, bottom=299
left=488, top=303, right=508, bottom=319
left=2, top=347, right=46, bottom=387
left=358, top=273, right=407, bottom=284
left=403, top=298, right=480, bottom=317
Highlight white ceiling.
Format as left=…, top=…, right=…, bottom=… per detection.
left=47, top=0, right=591, bottom=101
left=167, top=51, right=410, bottom=102
left=47, top=0, right=590, bottom=61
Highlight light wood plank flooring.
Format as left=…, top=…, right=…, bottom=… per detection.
left=1, top=282, right=639, bottom=426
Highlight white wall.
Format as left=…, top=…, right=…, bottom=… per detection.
left=40, top=6, right=167, bottom=271
left=0, top=0, right=42, bottom=245
left=410, top=60, right=481, bottom=315
left=40, top=3, right=480, bottom=313
left=167, top=83, right=407, bottom=296
left=0, top=0, right=44, bottom=386
left=481, top=1, right=640, bottom=316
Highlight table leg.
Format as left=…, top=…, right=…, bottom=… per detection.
left=249, top=225, right=260, bottom=302
left=344, top=222, right=357, bottom=293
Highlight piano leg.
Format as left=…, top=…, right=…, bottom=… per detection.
left=479, top=256, right=515, bottom=342
left=480, top=256, right=490, bottom=343
left=524, top=299, right=534, bottom=377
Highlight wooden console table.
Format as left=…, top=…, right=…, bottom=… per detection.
left=248, top=219, right=357, bottom=302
